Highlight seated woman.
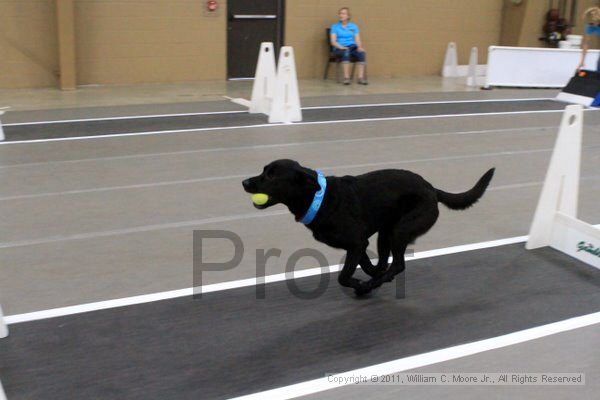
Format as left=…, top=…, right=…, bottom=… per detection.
left=330, top=7, right=367, bottom=85
left=578, top=7, right=600, bottom=72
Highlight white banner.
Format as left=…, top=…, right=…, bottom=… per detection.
left=486, top=46, right=600, bottom=88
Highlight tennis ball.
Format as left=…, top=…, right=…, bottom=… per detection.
left=251, top=193, right=269, bottom=206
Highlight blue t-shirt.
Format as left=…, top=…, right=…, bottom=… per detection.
left=585, top=24, right=600, bottom=36
left=331, top=22, right=359, bottom=47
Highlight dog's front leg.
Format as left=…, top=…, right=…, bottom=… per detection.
left=337, top=250, right=364, bottom=294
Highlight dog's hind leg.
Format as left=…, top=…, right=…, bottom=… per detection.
left=338, top=250, right=365, bottom=292
left=359, top=253, right=384, bottom=278
left=358, top=231, right=391, bottom=278
left=356, top=239, right=408, bottom=296
left=376, top=231, right=392, bottom=269
left=358, top=199, right=439, bottom=295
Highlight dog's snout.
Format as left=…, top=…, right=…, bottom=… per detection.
left=243, top=176, right=262, bottom=193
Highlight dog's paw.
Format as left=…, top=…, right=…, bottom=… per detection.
left=354, top=283, right=373, bottom=297
left=368, top=270, right=386, bottom=279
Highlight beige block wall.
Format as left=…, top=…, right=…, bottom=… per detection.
left=285, top=0, right=503, bottom=78
left=75, top=0, right=226, bottom=85
left=0, top=0, right=58, bottom=88
left=501, top=0, right=599, bottom=47
left=5, top=0, right=572, bottom=88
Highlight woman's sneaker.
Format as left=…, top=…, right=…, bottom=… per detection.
left=358, top=78, right=369, bottom=85
left=343, top=78, right=351, bottom=85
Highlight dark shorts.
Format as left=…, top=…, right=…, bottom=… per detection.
left=333, top=44, right=366, bottom=63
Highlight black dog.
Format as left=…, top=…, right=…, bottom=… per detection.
left=243, top=160, right=494, bottom=296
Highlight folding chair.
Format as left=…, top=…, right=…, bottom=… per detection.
left=323, top=28, right=365, bottom=82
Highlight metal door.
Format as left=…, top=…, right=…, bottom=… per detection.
left=227, top=0, right=284, bottom=79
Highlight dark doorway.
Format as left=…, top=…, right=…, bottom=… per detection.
left=227, top=0, right=284, bottom=79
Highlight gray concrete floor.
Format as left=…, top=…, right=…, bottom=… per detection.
left=301, top=323, right=600, bottom=400
left=1, top=89, right=558, bottom=124
left=0, top=76, right=507, bottom=112
left=1, top=97, right=599, bottom=315
left=0, top=87, right=599, bottom=400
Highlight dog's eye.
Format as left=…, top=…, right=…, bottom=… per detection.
left=265, top=168, right=275, bottom=179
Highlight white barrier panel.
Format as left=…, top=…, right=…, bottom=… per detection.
left=551, top=213, right=600, bottom=267
left=526, top=105, right=600, bottom=269
left=486, top=46, right=600, bottom=88
left=556, top=91, right=596, bottom=107
left=0, top=303, right=7, bottom=338
left=268, top=47, right=302, bottom=124
left=0, top=107, right=9, bottom=141
left=0, top=302, right=8, bottom=400
left=249, top=42, right=277, bottom=114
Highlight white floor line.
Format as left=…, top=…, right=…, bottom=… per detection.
left=0, top=143, right=571, bottom=203
left=488, top=175, right=600, bottom=192
left=3, top=97, right=554, bottom=127
left=0, top=174, right=250, bottom=201
left=0, top=125, right=555, bottom=170
left=0, top=108, right=576, bottom=145
left=2, top=156, right=598, bottom=249
left=0, top=210, right=289, bottom=249
left=3, top=172, right=599, bottom=206
left=3, top=109, right=247, bottom=126
left=0, top=146, right=557, bottom=204
left=3, top=234, right=530, bottom=324
left=228, top=311, right=600, bottom=400
left=300, top=97, right=556, bottom=110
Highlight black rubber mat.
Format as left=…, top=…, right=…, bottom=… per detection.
left=1, top=244, right=599, bottom=399
left=3, top=100, right=567, bottom=141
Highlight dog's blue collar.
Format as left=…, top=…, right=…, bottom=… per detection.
left=299, top=170, right=327, bottom=225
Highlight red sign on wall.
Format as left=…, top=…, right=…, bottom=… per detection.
left=207, top=0, right=218, bottom=12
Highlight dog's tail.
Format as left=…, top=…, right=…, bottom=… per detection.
left=435, top=168, right=495, bottom=210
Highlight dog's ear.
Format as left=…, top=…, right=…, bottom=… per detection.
left=294, top=166, right=319, bottom=189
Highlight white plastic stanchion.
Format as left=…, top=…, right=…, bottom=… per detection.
left=442, top=42, right=458, bottom=77
left=442, top=43, right=486, bottom=79
left=0, top=107, right=9, bottom=141
left=227, top=42, right=277, bottom=113
left=526, top=105, right=600, bottom=269
left=466, top=47, right=478, bottom=86
left=1, top=303, right=9, bottom=399
left=249, top=42, right=277, bottom=114
left=268, top=47, right=302, bottom=124
left=228, top=44, right=302, bottom=123
left=0, top=303, right=7, bottom=339
left=0, top=379, right=6, bottom=400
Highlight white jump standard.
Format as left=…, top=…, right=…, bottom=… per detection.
left=228, top=42, right=302, bottom=124
left=0, top=107, right=10, bottom=141
left=250, top=42, right=277, bottom=115
left=441, top=42, right=486, bottom=80
left=0, top=304, right=7, bottom=339
left=1, top=302, right=7, bottom=400
left=526, top=105, right=600, bottom=269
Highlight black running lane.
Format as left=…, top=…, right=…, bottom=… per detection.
left=1, top=244, right=600, bottom=399
left=3, top=100, right=567, bottom=141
